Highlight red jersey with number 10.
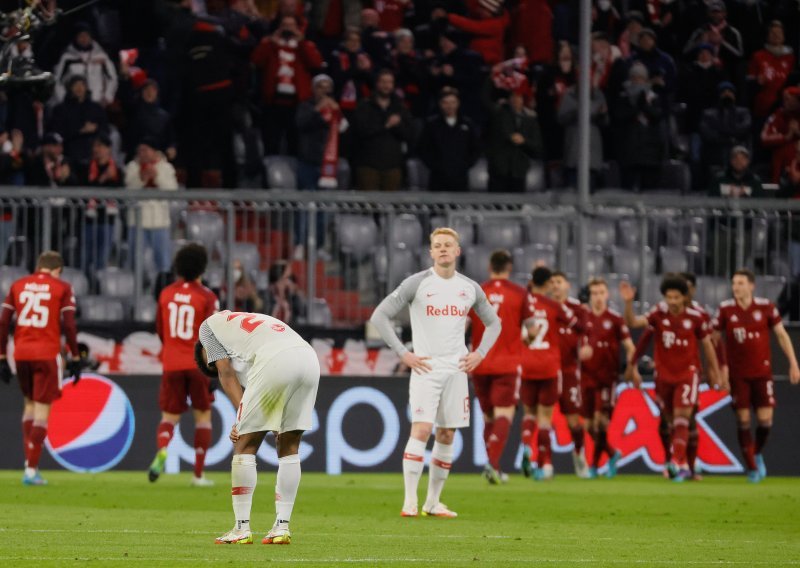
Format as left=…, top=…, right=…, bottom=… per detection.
left=647, top=303, right=709, bottom=383
left=157, top=279, right=219, bottom=371
left=2, top=273, right=76, bottom=360
left=469, top=278, right=527, bottom=375
left=521, top=292, right=576, bottom=380
left=714, top=297, right=781, bottom=381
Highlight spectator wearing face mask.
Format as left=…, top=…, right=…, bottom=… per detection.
left=231, top=258, right=264, bottom=313
left=679, top=43, right=726, bottom=130
left=683, top=1, right=743, bottom=80
left=52, top=22, right=118, bottom=106
left=748, top=20, right=796, bottom=121
left=698, top=81, right=751, bottom=174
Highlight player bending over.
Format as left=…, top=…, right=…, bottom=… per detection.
left=625, top=276, right=721, bottom=482
left=371, top=227, right=501, bottom=518
left=0, top=251, right=83, bottom=486
left=713, top=269, right=800, bottom=483
left=149, top=244, right=219, bottom=485
left=195, top=311, right=320, bottom=544
left=469, top=249, right=527, bottom=485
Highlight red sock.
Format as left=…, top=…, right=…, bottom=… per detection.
left=156, top=421, right=175, bottom=450
left=737, top=427, right=756, bottom=470
left=487, top=416, right=510, bottom=470
left=755, top=425, right=771, bottom=455
left=27, top=424, right=47, bottom=469
left=672, top=418, right=690, bottom=465
left=537, top=428, right=552, bottom=466
left=483, top=419, right=493, bottom=448
left=687, top=425, right=699, bottom=473
left=22, top=418, right=33, bottom=460
left=194, top=424, right=212, bottom=478
left=570, top=425, right=585, bottom=452
left=521, top=417, right=536, bottom=451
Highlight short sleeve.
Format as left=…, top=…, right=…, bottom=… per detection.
left=695, top=315, right=710, bottom=339
left=768, top=303, right=782, bottom=327
left=199, top=320, right=229, bottom=363
left=619, top=319, right=631, bottom=340
left=713, top=308, right=725, bottom=331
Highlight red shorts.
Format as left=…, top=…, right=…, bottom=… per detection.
left=730, top=378, right=775, bottom=410
left=520, top=377, right=559, bottom=408
left=559, top=370, right=581, bottom=415
left=656, top=375, right=699, bottom=416
left=160, top=369, right=215, bottom=414
left=472, top=373, right=519, bottom=413
left=580, top=383, right=614, bottom=419
left=16, top=357, right=63, bottom=404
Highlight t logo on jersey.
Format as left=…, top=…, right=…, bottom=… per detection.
left=733, top=327, right=747, bottom=344
left=662, top=331, right=676, bottom=348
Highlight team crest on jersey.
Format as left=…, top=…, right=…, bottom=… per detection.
left=682, top=319, right=692, bottom=330
left=730, top=315, right=739, bottom=322
left=271, top=323, right=286, bottom=332
left=603, top=320, right=612, bottom=329
left=753, top=311, right=762, bottom=321
left=458, top=289, right=468, bottom=299
left=662, top=319, right=670, bottom=327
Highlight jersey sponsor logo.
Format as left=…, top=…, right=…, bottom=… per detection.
left=271, top=323, right=286, bottom=332
left=425, top=304, right=467, bottom=317
left=45, top=374, right=135, bottom=473
left=458, top=290, right=468, bottom=299
left=733, top=327, right=747, bottom=343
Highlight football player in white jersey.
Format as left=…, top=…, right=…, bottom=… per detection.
left=370, top=227, right=501, bottom=518
left=195, top=311, right=320, bottom=545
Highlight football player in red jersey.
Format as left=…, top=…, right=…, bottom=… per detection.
left=714, top=269, right=800, bottom=483
left=626, top=276, right=721, bottom=482
left=469, top=250, right=527, bottom=484
left=0, top=251, right=82, bottom=486
left=149, top=244, right=220, bottom=485
left=549, top=271, right=591, bottom=477
left=520, top=266, right=578, bottom=481
left=581, top=278, right=635, bottom=479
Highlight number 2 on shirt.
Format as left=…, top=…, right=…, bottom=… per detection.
left=17, top=290, right=51, bottom=328
left=527, top=318, right=550, bottom=350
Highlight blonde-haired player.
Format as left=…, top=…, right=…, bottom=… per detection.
left=371, top=227, right=501, bottom=518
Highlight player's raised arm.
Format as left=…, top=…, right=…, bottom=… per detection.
left=772, top=321, right=800, bottom=384
left=619, top=281, right=648, bottom=329
left=460, top=286, right=501, bottom=373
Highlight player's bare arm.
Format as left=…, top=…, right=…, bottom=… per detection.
left=701, top=336, right=723, bottom=390
left=461, top=290, right=501, bottom=372
left=772, top=322, right=800, bottom=385
left=618, top=281, right=648, bottom=329
left=214, top=357, right=244, bottom=407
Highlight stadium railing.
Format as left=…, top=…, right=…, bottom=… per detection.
left=0, top=187, right=797, bottom=325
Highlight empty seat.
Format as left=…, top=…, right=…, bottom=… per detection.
left=0, top=265, right=26, bottom=297
left=462, top=245, right=495, bottom=281
left=133, top=295, right=158, bottom=323
left=666, top=216, right=705, bottom=251
left=526, top=219, right=561, bottom=247
left=390, top=214, right=424, bottom=250
left=616, top=218, right=641, bottom=249
left=450, top=218, right=475, bottom=245
left=374, top=246, right=418, bottom=284
left=695, top=276, right=730, bottom=309
left=263, top=155, right=298, bottom=189
left=255, top=270, right=270, bottom=292
left=60, top=267, right=90, bottom=296
left=204, top=264, right=224, bottom=290
left=478, top=219, right=523, bottom=249
left=611, top=246, right=654, bottom=280
left=95, top=267, right=135, bottom=298
left=514, top=244, right=556, bottom=275
left=406, top=158, right=430, bottom=191
left=307, top=298, right=333, bottom=327
left=605, top=273, right=629, bottom=310
left=526, top=161, right=546, bottom=192
left=468, top=158, right=489, bottom=192
left=80, top=296, right=125, bottom=322
left=230, top=242, right=261, bottom=277
left=757, top=276, right=786, bottom=303
left=770, top=256, right=792, bottom=278
left=586, top=219, right=616, bottom=248
left=185, top=211, right=225, bottom=253
left=659, top=246, right=688, bottom=274
left=749, top=217, right=769, bottom=259
left=336, top=214, right=378, bottom=261
left=563, top=246, right=608, bottom=277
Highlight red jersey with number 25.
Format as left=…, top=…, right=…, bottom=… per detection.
left=2, top=273, right=76, bottom=360
left=157, top=279, right=219, bottom=371
left=469, top=278, right=527, bottom=375
left=714, top=297, right=780, bottom=381
left=647, top=303, right=709, bottom=383
left=521, top=292, right=576, bottom=380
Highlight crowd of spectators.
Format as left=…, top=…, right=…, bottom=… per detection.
left=2, top=0, right=800, bottom=197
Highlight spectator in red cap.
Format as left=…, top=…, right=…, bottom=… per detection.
left=748, top=20, right=796, bottom=120
left=761, top=87, right=800, bottom=182
left=446, top=0, right=509, bottom=66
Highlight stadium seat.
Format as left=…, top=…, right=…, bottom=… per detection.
left=95, top=267, right=135, bottom=298
left=659, top=246, right=689, bottom=274
left=563, top=246, right=608, bottom=277
left=526, top=219, right=561, bottom=247
left=374, top=246, right=418, bottom=284
left=390, top=214, right=424, bottom=250
left=59, top=267, right=90, bottom=296
left=133, top=295, right=158, bottom=323
left=657, top=160, right=692, bottom=193
left=307, top=298, right=333, bottom=327
left=230, top=242, right=261, bottom=277
left=695, top=276, right=730, bottom=309
left=666, top=217, right=705, bottom=251
left=451, top=218, right=476, bottom=245
left=406, top=158, right=430, bottom=191
left=336, top=214, right=378, bottom=262
left=79, top=296, right=126, bottom=322
left=337, top=158, right=352, bottom=190
left=526, top=161, right=546, bottom=193
left=185, top=211, right=225, bottom=254
left=586, top=219, right=616, bottom=248
left=0, top=265, right=26, bottom=297
left=605, top=273, right=629, bottom=310
left=468, top=158, right=489, bottom=192
left=478, top=219, right=523, bottom=248
left=263, top=155, right=298, bottom=189
left=757, top=276, right=786, bottom=303
left=617, top=218, right=642, bottom=249
left=255, top=270, right=270, bottom=292
left=514, top=244, right=556, bottom=274
left=611, top=246, right=654, bottom=281
left=204, top=264, right=224, bottom=290
left=770, top=257, right=792, bottom=278
left=462, top=245, right=495, bottom=281
left=750, top=217, right=769, bottom=260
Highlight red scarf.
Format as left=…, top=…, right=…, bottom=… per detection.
left=338, top=52, right=357, bottom=111
left=140, top=160, right=157, bottom=187
left=318, top=104, right=342, bottom=188
left=276, top=38, right=299, bottom=97
left=88, top=159, right=119, bottom=184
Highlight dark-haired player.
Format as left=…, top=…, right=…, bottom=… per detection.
left=469, top=249, right=527, bottom=484
left=714, top=269, right=800, bottom=482
left=520, top=266, right=578, bottom=481
left=549, top=271, right=590, bottom=477
left=149, top=244, right=219, bottom=485
left=625, top=276, right=721, bottom=482
left=0, top=251, right=82, bottom=486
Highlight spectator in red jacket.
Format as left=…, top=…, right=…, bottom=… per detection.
left=374, top=0, right=411, bottom=32
left=251, top=14, right=323, bottom=155
left=510, top=0, right=553, bottom=65
left=761, top=87, right=800, bottom=182
left=748, top=20, right=796, bottom=120
left=446, top=0, right=510, bottom=65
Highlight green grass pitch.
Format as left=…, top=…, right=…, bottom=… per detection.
left=0, top=471, right=798, bottom=567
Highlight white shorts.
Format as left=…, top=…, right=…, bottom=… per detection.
left=237, top=345, right=320, bottom=435
left=409, top=367, right=470, bottom=429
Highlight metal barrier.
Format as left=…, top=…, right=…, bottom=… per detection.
left=0, top=187, right=798, bottom=325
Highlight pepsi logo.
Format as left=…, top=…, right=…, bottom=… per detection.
left=45, top=374, right=135, bottom=473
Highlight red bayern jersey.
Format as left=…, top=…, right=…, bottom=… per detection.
left=581, top=308, right=631, bottom=386
left=2, top=272, right=77, bottom=360
left=521, top=292, right=576, bottom=380
left=469, top=278, right=527, bottom=375
left=157, top=279, right=219, bottom=371
left=714, top=297, right=781, bottom=381
left=647, top=302, right=709, bottom=383
left=558, top=297, right=585, bottom=374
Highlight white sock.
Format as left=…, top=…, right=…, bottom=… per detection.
left=402, top=438, right=427, bottom=509
left=231, top=454, right=257, bottom=531
left=275, top=454, right=301, bottom=524
left=424, top=441, right=454, bottom=511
